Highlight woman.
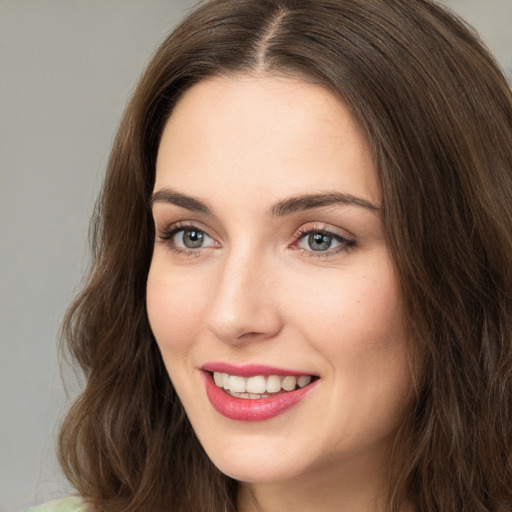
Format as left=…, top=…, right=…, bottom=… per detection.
left=30, top=0, right=512, bottom=511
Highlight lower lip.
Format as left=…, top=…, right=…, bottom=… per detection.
left=203, top=372, right=317, bottom=422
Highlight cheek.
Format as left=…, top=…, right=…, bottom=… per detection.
left=146, top=262, right=207, bottom=359
left=294, top=264, right=410, bottom=428
left=289, top=260, right=403, bottom=353
left=146, top=262, right=214, bottom=414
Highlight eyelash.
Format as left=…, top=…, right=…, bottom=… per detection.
left=157, top=221, right=356, bottom=259
left=157, top=221, right=214, bottom=258
left=293, top=225, right=356, bottom=259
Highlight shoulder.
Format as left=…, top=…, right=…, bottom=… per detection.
left=26, top=497, right=88, bottom=512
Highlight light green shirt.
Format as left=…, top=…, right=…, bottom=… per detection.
left=26, top=497, right=87, bottom=512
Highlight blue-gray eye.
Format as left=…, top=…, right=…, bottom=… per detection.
left=296, top=229, right=353, bottom=254
left=175, top=228, right=213, bottom=249
left=307, top=233, right=334, bottom=251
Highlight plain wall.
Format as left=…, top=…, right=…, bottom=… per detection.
left=1, top=1, right=511, bottom=510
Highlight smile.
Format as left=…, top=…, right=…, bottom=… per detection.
left=201, top=365, right=318, bottom=421
left=213, top=372, right=312, bottom=399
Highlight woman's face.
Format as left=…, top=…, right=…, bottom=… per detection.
left=147, top=75, right=412, bottom=489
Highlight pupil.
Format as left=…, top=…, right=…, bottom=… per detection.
left=308, top=233, right=332, bottom=251
left=183, top=229, right=204, bottom=248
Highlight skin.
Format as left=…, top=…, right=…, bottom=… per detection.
left=147, top=74, right=413, bottom=512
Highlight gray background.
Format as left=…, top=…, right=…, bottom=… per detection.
left=1, top=1, right=511, bottom=510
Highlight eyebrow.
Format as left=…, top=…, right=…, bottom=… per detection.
left=151, top=189, right=213, bottom=215
left=151, top=188, right=379, bottom=217
left=268, top=192, right=379, bottom=217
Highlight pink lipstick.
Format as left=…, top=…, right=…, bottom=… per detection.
left=201, top=363, right=318, bottom=422
left=202, top=362, right=311, bottom=377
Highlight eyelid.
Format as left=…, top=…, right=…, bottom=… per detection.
left=157, top=219, right=217, bottom=239
left=294, top=221, right=355, bottom=240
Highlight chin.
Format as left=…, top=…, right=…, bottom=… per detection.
left=213, top=457, right=301, bottom=484
left=199, top=435, right=312, bottom=484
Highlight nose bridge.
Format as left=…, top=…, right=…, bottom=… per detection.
left=205, top=243, right=281, bottom=344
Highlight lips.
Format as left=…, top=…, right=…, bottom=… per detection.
left=201, top=363, right=318, bottom=421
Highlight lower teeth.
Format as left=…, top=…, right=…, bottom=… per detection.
left=227, top=391, right=273, bottom=399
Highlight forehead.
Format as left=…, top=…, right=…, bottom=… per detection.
left=155, top=74, right=379, bottom=207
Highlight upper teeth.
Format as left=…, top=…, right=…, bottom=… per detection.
left=213, top=372, right=312, bottom=394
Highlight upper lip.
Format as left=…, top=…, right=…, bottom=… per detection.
left=201, top=362, right=317, bottom=378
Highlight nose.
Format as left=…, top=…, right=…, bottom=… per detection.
left=205, top=249, right=283, bottom=345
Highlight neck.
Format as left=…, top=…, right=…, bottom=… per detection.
left=237, top=481, right=388, bottom=512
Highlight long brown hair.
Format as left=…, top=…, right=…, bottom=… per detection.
left=59, top=1, right=512, bottom=511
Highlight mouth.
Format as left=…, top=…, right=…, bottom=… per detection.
left=201, top=365, right=319, bottom=421
left=211, top=371, right=315, bottom=399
